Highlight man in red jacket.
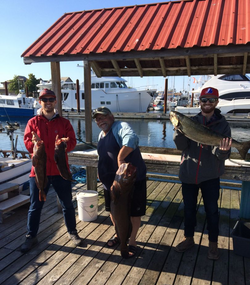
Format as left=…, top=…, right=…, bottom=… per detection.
left=20, top=89, right=81, bottom=253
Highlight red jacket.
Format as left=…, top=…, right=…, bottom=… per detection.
left=24, top=114, right=76, bottom=177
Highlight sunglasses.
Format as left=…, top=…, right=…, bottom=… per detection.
left=200, top=98, right=218, bottom=103
left=40, top=98, right=56, bottom=103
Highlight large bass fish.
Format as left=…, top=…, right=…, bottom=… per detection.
left=54, top=136, right=73, bottom=181
left=110, top=163, right=137, bottom=259
left=32, top=140, right=47, bottom=201
left=170, top=111, right=250, bottom=160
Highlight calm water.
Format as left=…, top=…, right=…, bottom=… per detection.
left=0, top=116, right=249, bottom=154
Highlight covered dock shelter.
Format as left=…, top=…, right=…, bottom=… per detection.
left=21, top=0, right=250, bottom=190
left=0, top=1, right=249, bottom=284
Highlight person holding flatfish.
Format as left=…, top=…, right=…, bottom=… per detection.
left=93, top=107, right=147, bottom=258
left=21, top=89, right=81, bottom=253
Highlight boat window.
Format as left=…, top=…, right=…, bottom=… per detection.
left=106, top=101, right=111, bottom=105
left=100, top=83, right=104, bottom=88
left=219, top=75, right=249, bottom=81
left=0, top=99, right=5, bottom=104
left=110, top=82, right=117, bottom=88
left=96, top=83, right=100, bottom=88
left=6, top=100, right=14, bottom=106
left=63, top=83, right=76, bottom=90
left=63, top=93, right=69, bottom=101
left=91, top=83, right=95, bottom=88
left=116, top=81, right=127, bottom=88
left=105, top=83, right=109, bottom=88
left=100, top=101, right=105, bottom=105
left=220, top=92, right=250, bottom=100
left=81, top=93, right=85, bottom=100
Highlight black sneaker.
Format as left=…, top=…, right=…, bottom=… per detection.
left=68, top=231, right=82, bottom=246
left=20, top=235, right=38, bottom=253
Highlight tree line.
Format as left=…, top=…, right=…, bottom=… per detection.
left=8, top=74, right=40, bottom=96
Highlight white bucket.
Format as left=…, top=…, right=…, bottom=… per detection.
left=76, top=190, right=98, bottom=222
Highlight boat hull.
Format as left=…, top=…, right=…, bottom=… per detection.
left=62, top=90, right=152, bottom=113
left=0, top=107, right=34, bottom=117
left=175, top=99, right=250, bottom=115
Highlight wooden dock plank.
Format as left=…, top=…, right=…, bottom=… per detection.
left=0, top=179, right=249, bottom=285
left=211, top=188, right=231, bottom=285
left=229, top=190, right=245, bottom=285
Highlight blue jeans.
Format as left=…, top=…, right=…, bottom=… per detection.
left=27, top=176, right=76, bottom=237
left=182, top=178, right=220, bottom=242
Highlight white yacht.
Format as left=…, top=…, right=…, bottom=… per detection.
left=175, top=74, right=250, bottom=115
left=36, top=74, right=155, bottom=113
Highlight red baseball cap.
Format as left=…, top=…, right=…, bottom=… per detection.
left=39, top=89, right=56, bottom=99
left=200, top=87, right=219, bottom=98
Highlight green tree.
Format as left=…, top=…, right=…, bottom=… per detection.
left=8, top=75, right=24, bottom=94
left=25, top=73, right=39, bottom=96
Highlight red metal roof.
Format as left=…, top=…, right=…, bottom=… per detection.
left=22, top=0, right=250, bottom=58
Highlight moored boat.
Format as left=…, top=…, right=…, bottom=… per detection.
left=36, top=74, right=156, bottom=113
left=175, top=74, right=250, bottom=115
left=0, top=91, right=35, bottom=117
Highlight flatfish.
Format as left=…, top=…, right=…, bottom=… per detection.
left=110, top=163, right=137, bottom=258
left=54, top=137, right=73, bottom=181
left=32, top=140, right=47, bottom=201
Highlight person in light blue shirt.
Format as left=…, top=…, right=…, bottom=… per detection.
left=93, top=107, right=147, bottom=258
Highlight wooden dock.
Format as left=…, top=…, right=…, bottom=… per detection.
left=0, top=177, right=249, bottom=285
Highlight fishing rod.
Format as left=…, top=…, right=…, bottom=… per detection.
left=76, top=138, right=97, bottom=149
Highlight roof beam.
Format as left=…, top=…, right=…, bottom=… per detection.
left=111, top=60, right=121, bottom=77
left=242, top=52, right=248, bottom=75
left=134, top=59, right=143, bottom=77
left=185, top=56, right=191, bottom=76
left=23, top=44, right=250, bottom=64
left=159, top=58, right=167, bottom=77
left=90, top=61, right=102, bottom=77
left=214, top=54, right=218, bottom=76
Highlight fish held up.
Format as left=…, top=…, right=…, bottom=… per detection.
left=110, top=163, right=137, bottom=259
left=32, top=140, right=47, bottom=201
left=54, top=135, right=73, bottom=181
left=170, top=111, right=250, bottom=160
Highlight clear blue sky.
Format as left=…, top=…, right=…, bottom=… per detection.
left=0, top=0, right=204, bottom=93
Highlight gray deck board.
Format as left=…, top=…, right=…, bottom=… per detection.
left=0, top=179, right=249, bottom=285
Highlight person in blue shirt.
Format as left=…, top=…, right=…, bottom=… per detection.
left=93, top=107, right=147, bottom=258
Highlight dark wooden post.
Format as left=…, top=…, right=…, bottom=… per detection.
left=51, top=62, right=62, bottom=116
left=4, top=81, right=8, bottom=95
left=163, top=78, right=168, bottom=113
left=191, top=88, right=194, bottom=107
left=76, top=79, right=80, bottom=113
left=51, top=62, right=63, bottom=212
left=84, top=61, right=97, bottom=191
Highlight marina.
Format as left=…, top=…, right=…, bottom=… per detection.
left=0, top=114, right=250, bottom=153
left=1, top=0, right=250, bottom=283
